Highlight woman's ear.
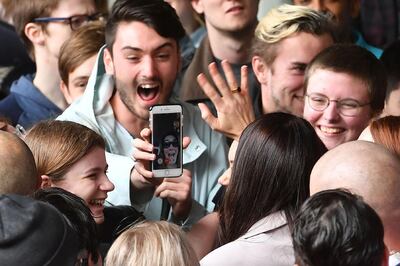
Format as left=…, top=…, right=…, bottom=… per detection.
left=40, top=175, right=53, bottom=188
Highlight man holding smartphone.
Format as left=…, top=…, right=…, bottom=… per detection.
left=58, top=0, right=228, bottom=227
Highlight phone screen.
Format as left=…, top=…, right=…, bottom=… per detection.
left=152, top=112, right=182, bottom=171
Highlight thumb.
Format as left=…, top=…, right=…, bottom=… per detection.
left=198, top=103, right=218, bottom=130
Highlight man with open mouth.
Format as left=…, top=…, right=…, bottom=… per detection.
left=58, top=0, right=228, bottom=227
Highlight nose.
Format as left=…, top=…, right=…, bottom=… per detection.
left=141, top=56, right=157, bottom=79
left=322, top=101, right=341, bottom=122
left=100, top=173, right=115, bottom=192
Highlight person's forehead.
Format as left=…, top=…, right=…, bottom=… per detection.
left=273, top=32, right=333, bottom=65
left=50, top=0, right=95, bottom=17
left=307, top=68, right=369, bottom=96
left=114, top=21, right=178, bottom=50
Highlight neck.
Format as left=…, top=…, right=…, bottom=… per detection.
left=110, top=92, right=148, bottom=137
left=261, top=86, right=276, bottom=114
left=206, top=23, right=257, bottom=64
left=33, top=50, right=67, bottom=110
left=182, top=18, right=201, bottom=36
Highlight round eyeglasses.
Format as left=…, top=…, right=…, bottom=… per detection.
left=33, top=13, right=105, bottom=30
left=306, top=93, right=370, bottom=117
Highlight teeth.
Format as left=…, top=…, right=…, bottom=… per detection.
left=140, top=84, right=158, bottom=89
left=320, top=126, right=343, bottom=134
left=90, top=199, right=105, bottom=206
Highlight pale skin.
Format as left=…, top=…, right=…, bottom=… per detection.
left=102, top=21, right=194, bottom=220
left=24, top=0, right=96, bottom=110
left=197, top=33, right=333, bottom=140
left=60, top=54, right=97, bottom=104
left=191, top=0, right=259, bottom=64
left=310, top=140, right=400, bottom=253
left=132, top=128, right=193, bottom=219
left=197, top=60, right=255, bottom=140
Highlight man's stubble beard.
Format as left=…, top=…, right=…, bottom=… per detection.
left=115, top=78, right=149, bottom=121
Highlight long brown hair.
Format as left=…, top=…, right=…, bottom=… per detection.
left=218, top=112, right=327, bottom=245
left=24, top=120, right=105, bottom=180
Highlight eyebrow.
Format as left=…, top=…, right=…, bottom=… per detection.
left=121, top=42, right=175, bottom=53
left=82, top=164, right=108, bottom=176
left=291, top=62, right=307, bottom=69
left=71, top=76, right=89, bottom=82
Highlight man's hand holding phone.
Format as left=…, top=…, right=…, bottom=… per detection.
left=131, top=127, right=193, bottom=220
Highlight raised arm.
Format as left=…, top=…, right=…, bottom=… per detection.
left=197, top=60, right=256, bottom=140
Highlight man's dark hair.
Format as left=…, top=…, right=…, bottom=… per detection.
left=305, top=44, right=387, bottom=116
left=33, top=187, right=99, bottom=263
left=381, top=40, right=400, bottom=102
left=105, top=0, right=185, bottom=55
left=292, top=189, right=386, bottom=266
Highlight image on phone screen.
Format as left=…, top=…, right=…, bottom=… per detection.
left=152, top=112, right=181, bottom=170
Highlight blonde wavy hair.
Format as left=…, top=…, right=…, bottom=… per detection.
left=252, top=4, right=334, bottom=66
left=105, top=221, right=199, bottom=266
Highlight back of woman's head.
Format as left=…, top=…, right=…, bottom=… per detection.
left=370, top=116, right=400, bottom=157
left=24, top=120, right=105, bottom=180
left=220, top=112, right=327, bottom=244
left=105, top=221, right=199, bottom=266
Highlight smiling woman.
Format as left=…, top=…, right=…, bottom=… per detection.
left=303, top=44, right=386, bottom=150
left=24, top=120, right=115, bottom=225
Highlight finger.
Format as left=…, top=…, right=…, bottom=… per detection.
left=183, top=136, right=191, bottom=149
left=158, top=190, right=190, bottom=201
left=133, top=138, right=153, bottom=153
left=132, top=148, right=156, bottom=161
left=198, top=103, right=219, bottom=131
left=221, top=60, right=239, bottom=92
left=208, top=62, right=232, bottom=98
left=140, top=127, right=152, bottom=142
left=197, top=73, right=223, bottom=107
left=240, top=65, right=249, bottom=95
left=134, top=163, right=154, bottom=179
left=154, top=181, right=182, bottom=197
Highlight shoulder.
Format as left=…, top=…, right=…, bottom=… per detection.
left=0, top=93, right=21, bottom=125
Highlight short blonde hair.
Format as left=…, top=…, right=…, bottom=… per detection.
left=105, top=221, right=199, bottom=266
left=252, top=4, right=334, bottom=66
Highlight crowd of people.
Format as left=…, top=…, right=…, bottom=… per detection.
left=0, top=0, right=400, bottom=265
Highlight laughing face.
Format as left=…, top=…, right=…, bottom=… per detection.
left=163, top=134, right=179, bottom=167
left=255, top=32, right=333, bottom=116
left=51, top=147, right=114, bottom=224
left=303, top=69, right=372, bottom=150
left=104, top=21, right=180, bottom=120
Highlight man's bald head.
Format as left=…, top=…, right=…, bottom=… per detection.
left=0, top=131, right=38, bottom=195
left=310, top=140, right=400, bottom=251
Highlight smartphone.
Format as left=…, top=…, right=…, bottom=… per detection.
left=149, top=104, right=183, bottom=178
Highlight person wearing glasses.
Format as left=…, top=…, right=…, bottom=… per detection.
left=192, top=5, right=335, bottom=141
left=303, top=44, right=386, bottom=150
left=0, top=0, right=100, bottom=129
